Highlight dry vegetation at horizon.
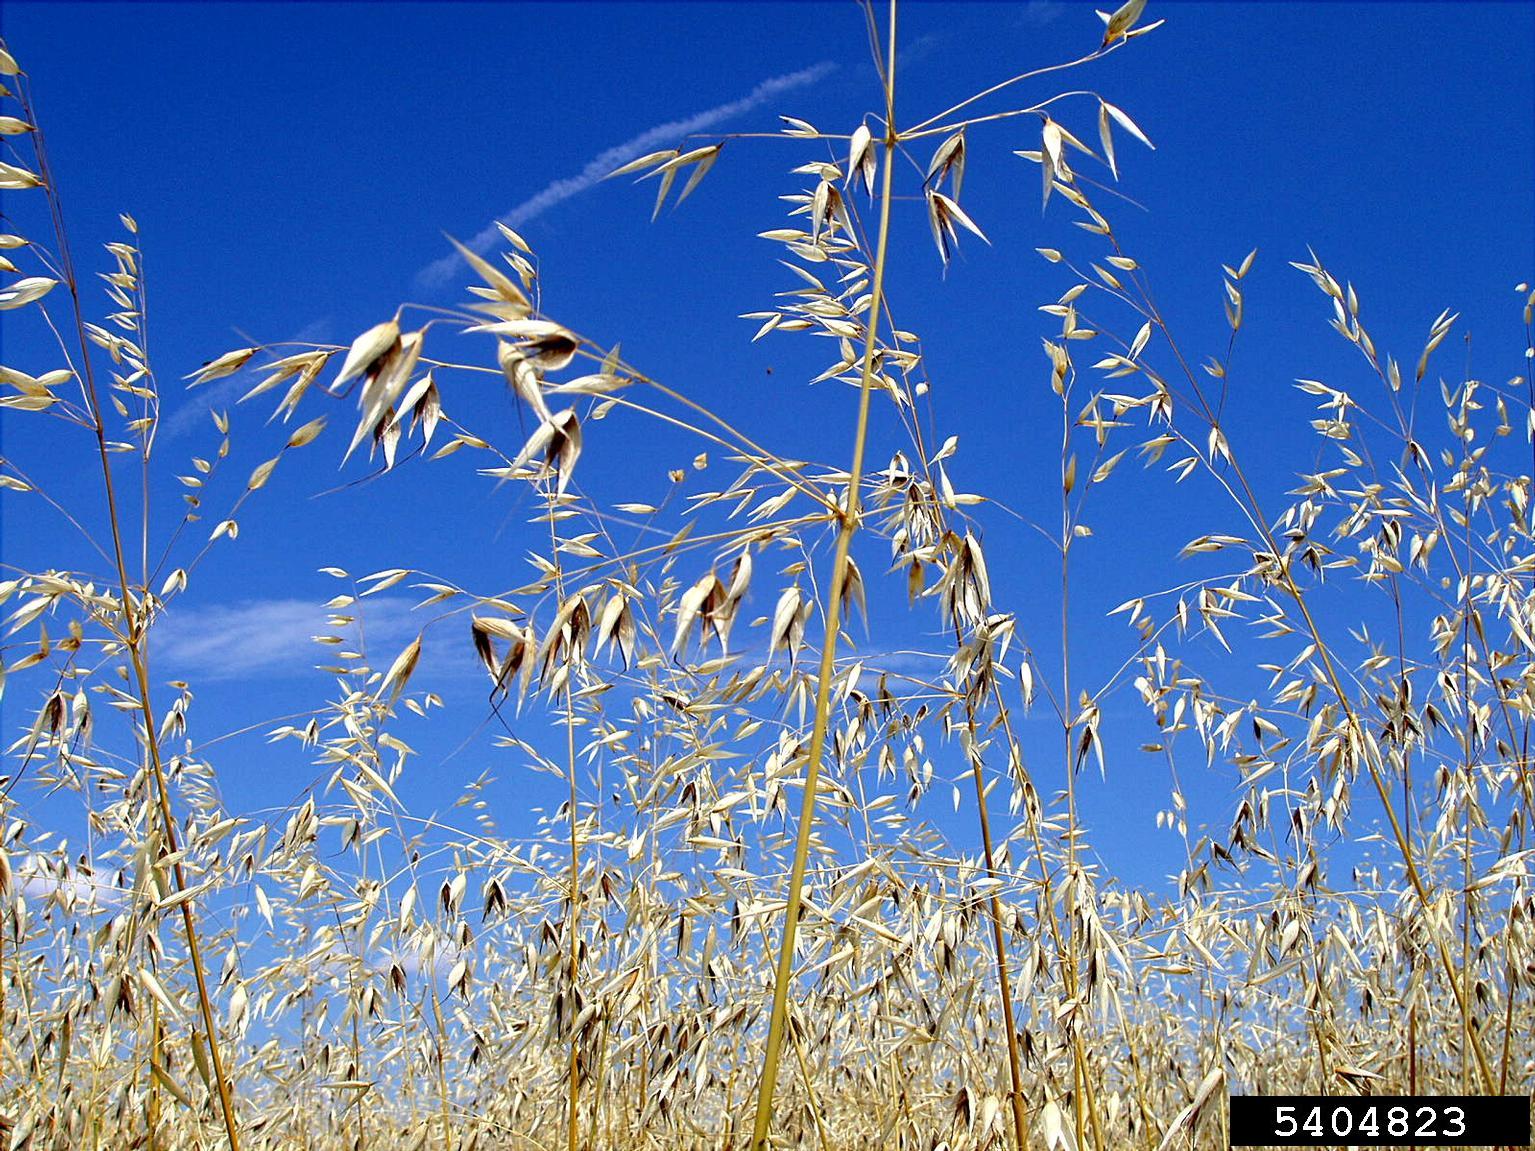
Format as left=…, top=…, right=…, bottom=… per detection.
left=1, top=3, right=1533, bottom=1149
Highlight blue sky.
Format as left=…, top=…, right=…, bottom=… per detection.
left=3, top=1, right=1533, bottom=891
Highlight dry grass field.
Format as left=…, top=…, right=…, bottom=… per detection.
left=0, top=4, right=1531, bottom=1149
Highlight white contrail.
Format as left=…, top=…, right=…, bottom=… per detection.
left=416, top=61, right=836, bottom=289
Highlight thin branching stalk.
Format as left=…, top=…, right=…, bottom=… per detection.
left=749, top=5, right=898, bottom=1146
left=1114, top=235, right=1502, bottom=1093
left=19, top=73, right=244, bottom=1151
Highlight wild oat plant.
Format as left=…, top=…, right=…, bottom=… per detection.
left=0, top=4, right=1531, bottom=1150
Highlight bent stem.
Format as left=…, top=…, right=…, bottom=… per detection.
left=22, top=75, right=243, bottom=1150
left=749, top=4, right=897, bottom=1146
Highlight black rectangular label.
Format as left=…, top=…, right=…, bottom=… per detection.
left=1229, top=1095, right=1530, bottom=1147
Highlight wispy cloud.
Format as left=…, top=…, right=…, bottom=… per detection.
left=309, top=934, right=459, bottom=983
left=160, top=317, right=334, bottom=443
left=895, top=32, right=946, bottom=71
left=416, top=61, right=837, bottom=290
left=18, top=863, right=128, bottom=911
left=1020, top=0, right=1067, bottom=27
left=152, top=596, right=421, bottom=681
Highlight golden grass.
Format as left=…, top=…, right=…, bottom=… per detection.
left=0, top=4, right=1531, bottom=1150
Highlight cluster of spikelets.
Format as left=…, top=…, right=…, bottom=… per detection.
left=1, top=4, right=1533, bottom=1151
